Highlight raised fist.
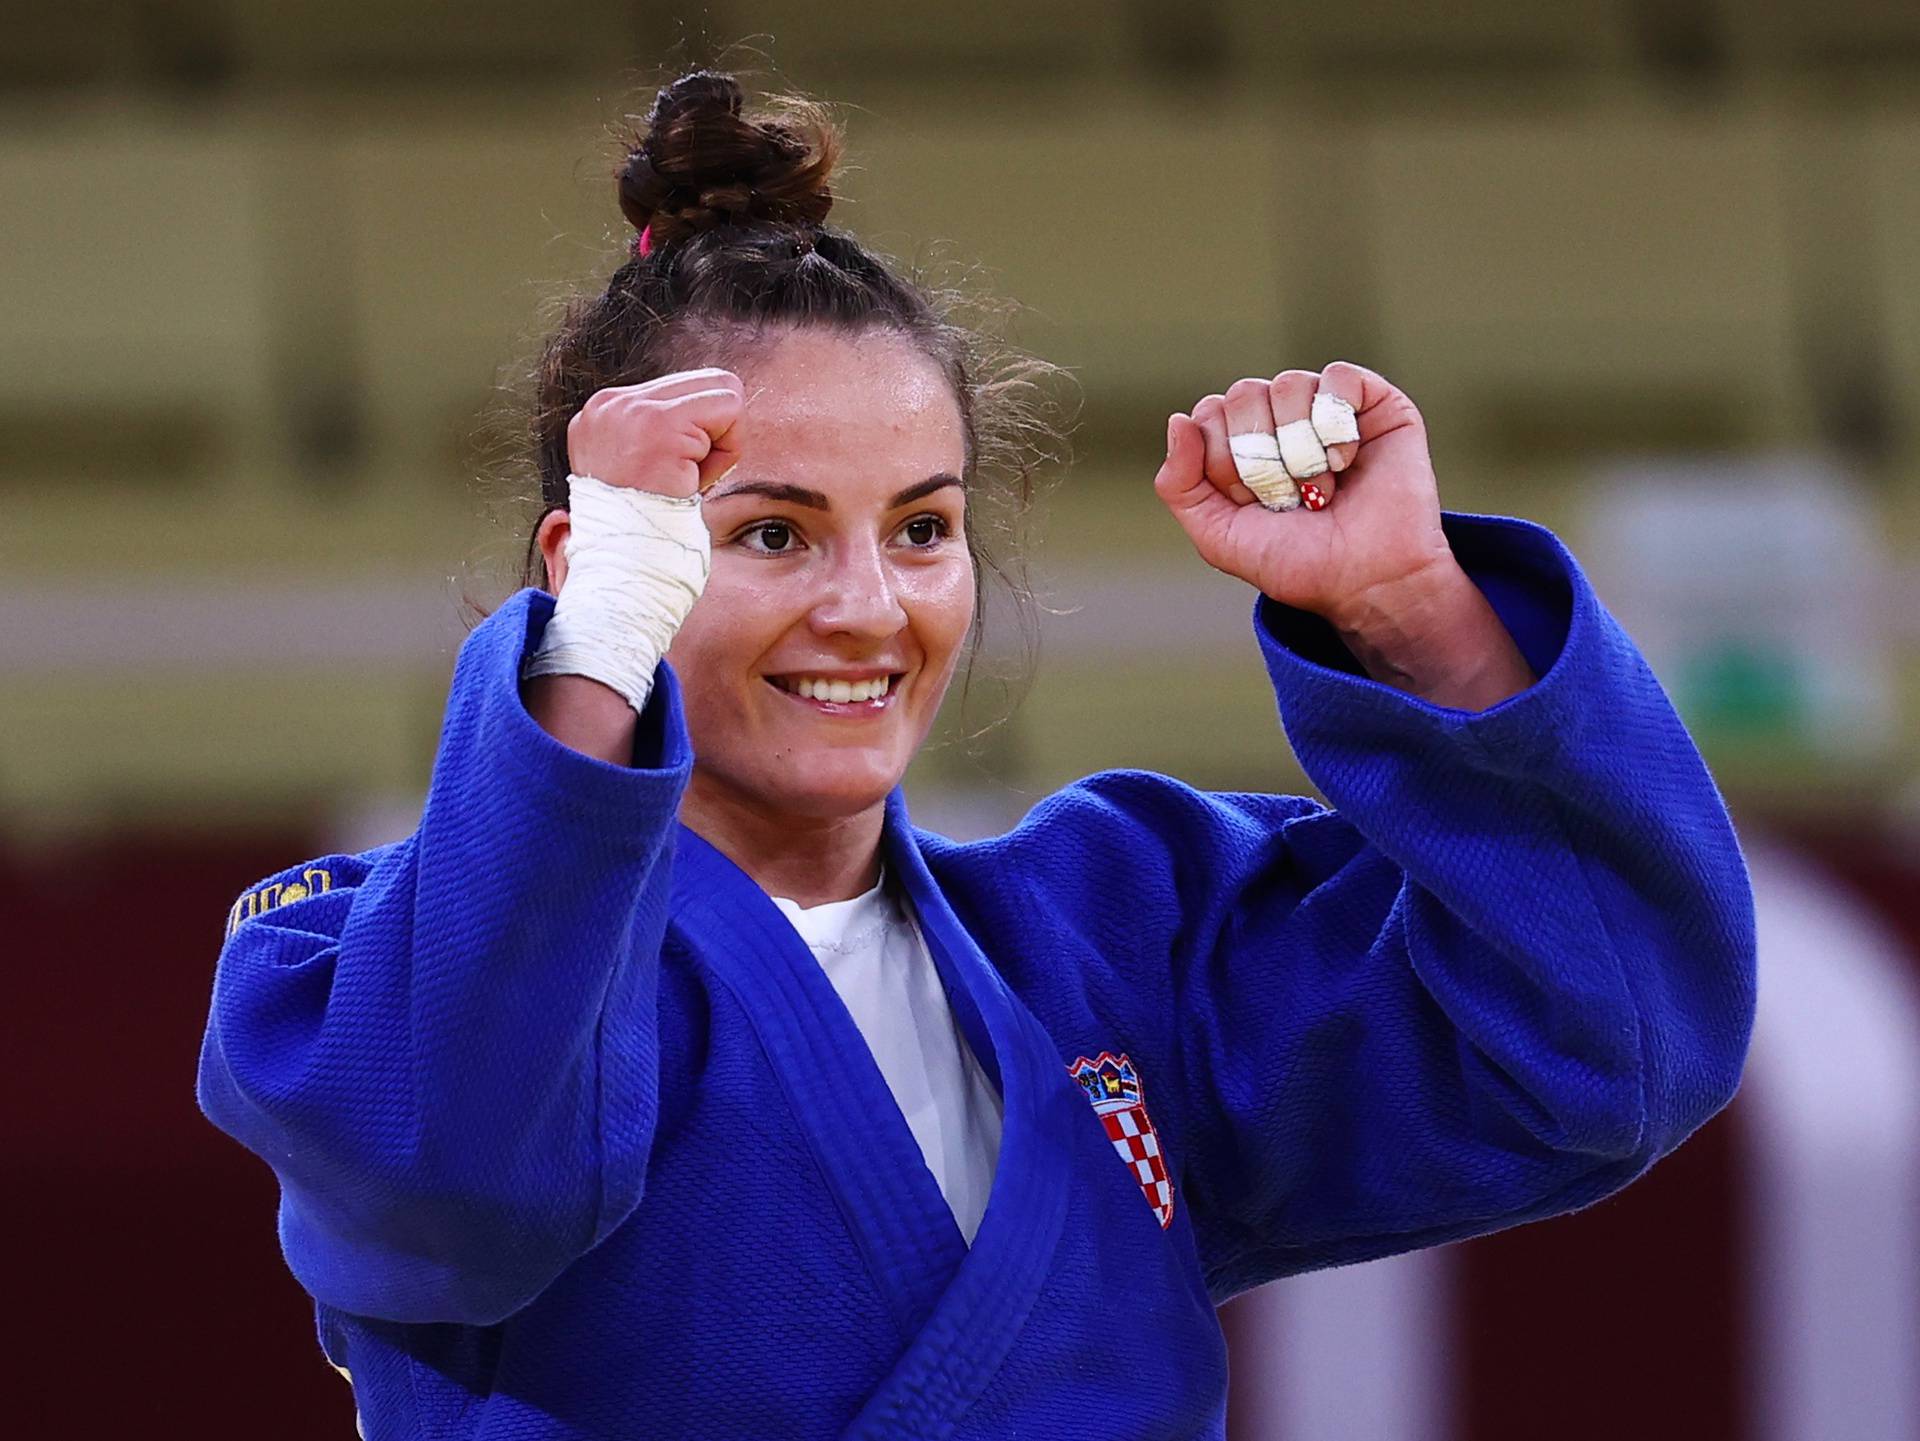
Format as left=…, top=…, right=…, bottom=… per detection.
left=565, top=367, right=746, bottom=499
left=1155, top=361, right=1454, bottom=629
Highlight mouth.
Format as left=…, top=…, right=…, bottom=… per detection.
left=762, top=672, right=905, bottom=716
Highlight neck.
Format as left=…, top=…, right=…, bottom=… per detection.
left=679, top=769, right=888, bottom=909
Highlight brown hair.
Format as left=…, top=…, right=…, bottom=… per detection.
left=513, top=68, right=1072, bottom=736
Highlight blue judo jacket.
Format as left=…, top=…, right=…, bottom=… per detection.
left=198, top=511, right=1757, bottom=1439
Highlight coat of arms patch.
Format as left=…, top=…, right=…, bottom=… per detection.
left=1067, top=1051, right=1174, bottom=1229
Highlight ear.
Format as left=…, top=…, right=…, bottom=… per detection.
left=535, top=509, right=572, bottom=593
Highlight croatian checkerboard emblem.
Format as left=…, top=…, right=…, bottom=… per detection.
left=1068, top=1052, right=1174, bottom=1229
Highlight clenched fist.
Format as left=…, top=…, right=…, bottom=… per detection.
left=529, top=366, right=746, bottom=761
left=1154, top=360, right=1539, bottom=710
left=566, top=367, right=747, bottom=497
left=1154, top=361, right=1456, bottom=633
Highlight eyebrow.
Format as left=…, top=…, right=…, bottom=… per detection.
left=704, top=474, right=963, bottom=510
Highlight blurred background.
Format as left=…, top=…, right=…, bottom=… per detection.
left=5, top=1, right=1918, bottom=1436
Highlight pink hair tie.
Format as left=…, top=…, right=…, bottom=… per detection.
left=631, top=224, right=654, bottom=259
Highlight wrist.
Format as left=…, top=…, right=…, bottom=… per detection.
left=1323, top=560, right=1537, bottom=710
left=525, top=475, right=709, bottom=716
left=1324, top=556, right=1470, bottom=650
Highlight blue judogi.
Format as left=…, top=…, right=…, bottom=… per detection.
left=198, top=511, right=1756, bottom=1439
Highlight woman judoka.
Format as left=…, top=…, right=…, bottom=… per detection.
left=197, top=69, right=1757, bottom=1440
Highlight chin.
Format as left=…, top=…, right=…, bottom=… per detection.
left=758, top=760, right=902, bottom=821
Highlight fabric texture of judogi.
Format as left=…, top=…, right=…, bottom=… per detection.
left=197, top=510, right=1759, bottom=1440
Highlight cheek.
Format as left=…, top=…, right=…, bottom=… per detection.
left=906, top=557, right=977, bottom=675
left=664, top=576, right=776, bottom=701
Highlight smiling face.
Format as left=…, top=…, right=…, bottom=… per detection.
left=663, top=325, right=974, bottom=823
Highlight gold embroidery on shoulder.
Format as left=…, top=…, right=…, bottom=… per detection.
left=226, top=867, right=334, bottom=936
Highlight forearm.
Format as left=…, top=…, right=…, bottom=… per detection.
left=524, top=672, right=639, bottom=765
left=1330, top=560, right=1537, bottom=711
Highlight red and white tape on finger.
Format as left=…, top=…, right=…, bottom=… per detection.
left=1228, top=393, right=1359, bottom=512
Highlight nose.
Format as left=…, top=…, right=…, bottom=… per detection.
left=808, top=536, right=908, bottom=640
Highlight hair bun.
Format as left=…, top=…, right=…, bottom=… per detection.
left=618, top=70, right=839, bottom=249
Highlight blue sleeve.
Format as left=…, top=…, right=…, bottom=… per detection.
left=999, top=511, right=1757, bottom=1300
left=196, top=588, right=693, bottom=1325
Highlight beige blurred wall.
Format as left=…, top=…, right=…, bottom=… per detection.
left=4, top=0, right=1919, bottom=839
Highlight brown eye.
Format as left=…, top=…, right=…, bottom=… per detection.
left=741, top=522, right=798, bottom=554
left=901, top=515, right=949, bottom=548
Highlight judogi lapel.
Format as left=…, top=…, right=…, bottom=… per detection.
left=668, top=788, right=1078, bottom=1438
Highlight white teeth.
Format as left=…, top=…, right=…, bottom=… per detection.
left=781, top=675, right=893, bottom=702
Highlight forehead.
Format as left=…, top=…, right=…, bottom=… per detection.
left=729, top=328, right=966, bottom=485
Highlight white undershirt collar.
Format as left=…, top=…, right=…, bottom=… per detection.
left=770, top=867, right=894, bottom=956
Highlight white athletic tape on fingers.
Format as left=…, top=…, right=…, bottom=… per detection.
left=1278, top=420, right=1330, bottom=480
left=521, top=472, right=711, bottom=716
left=1311, top=391, right=1359, bottom=447
left=1229, top=432, right=1302, bottom=512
